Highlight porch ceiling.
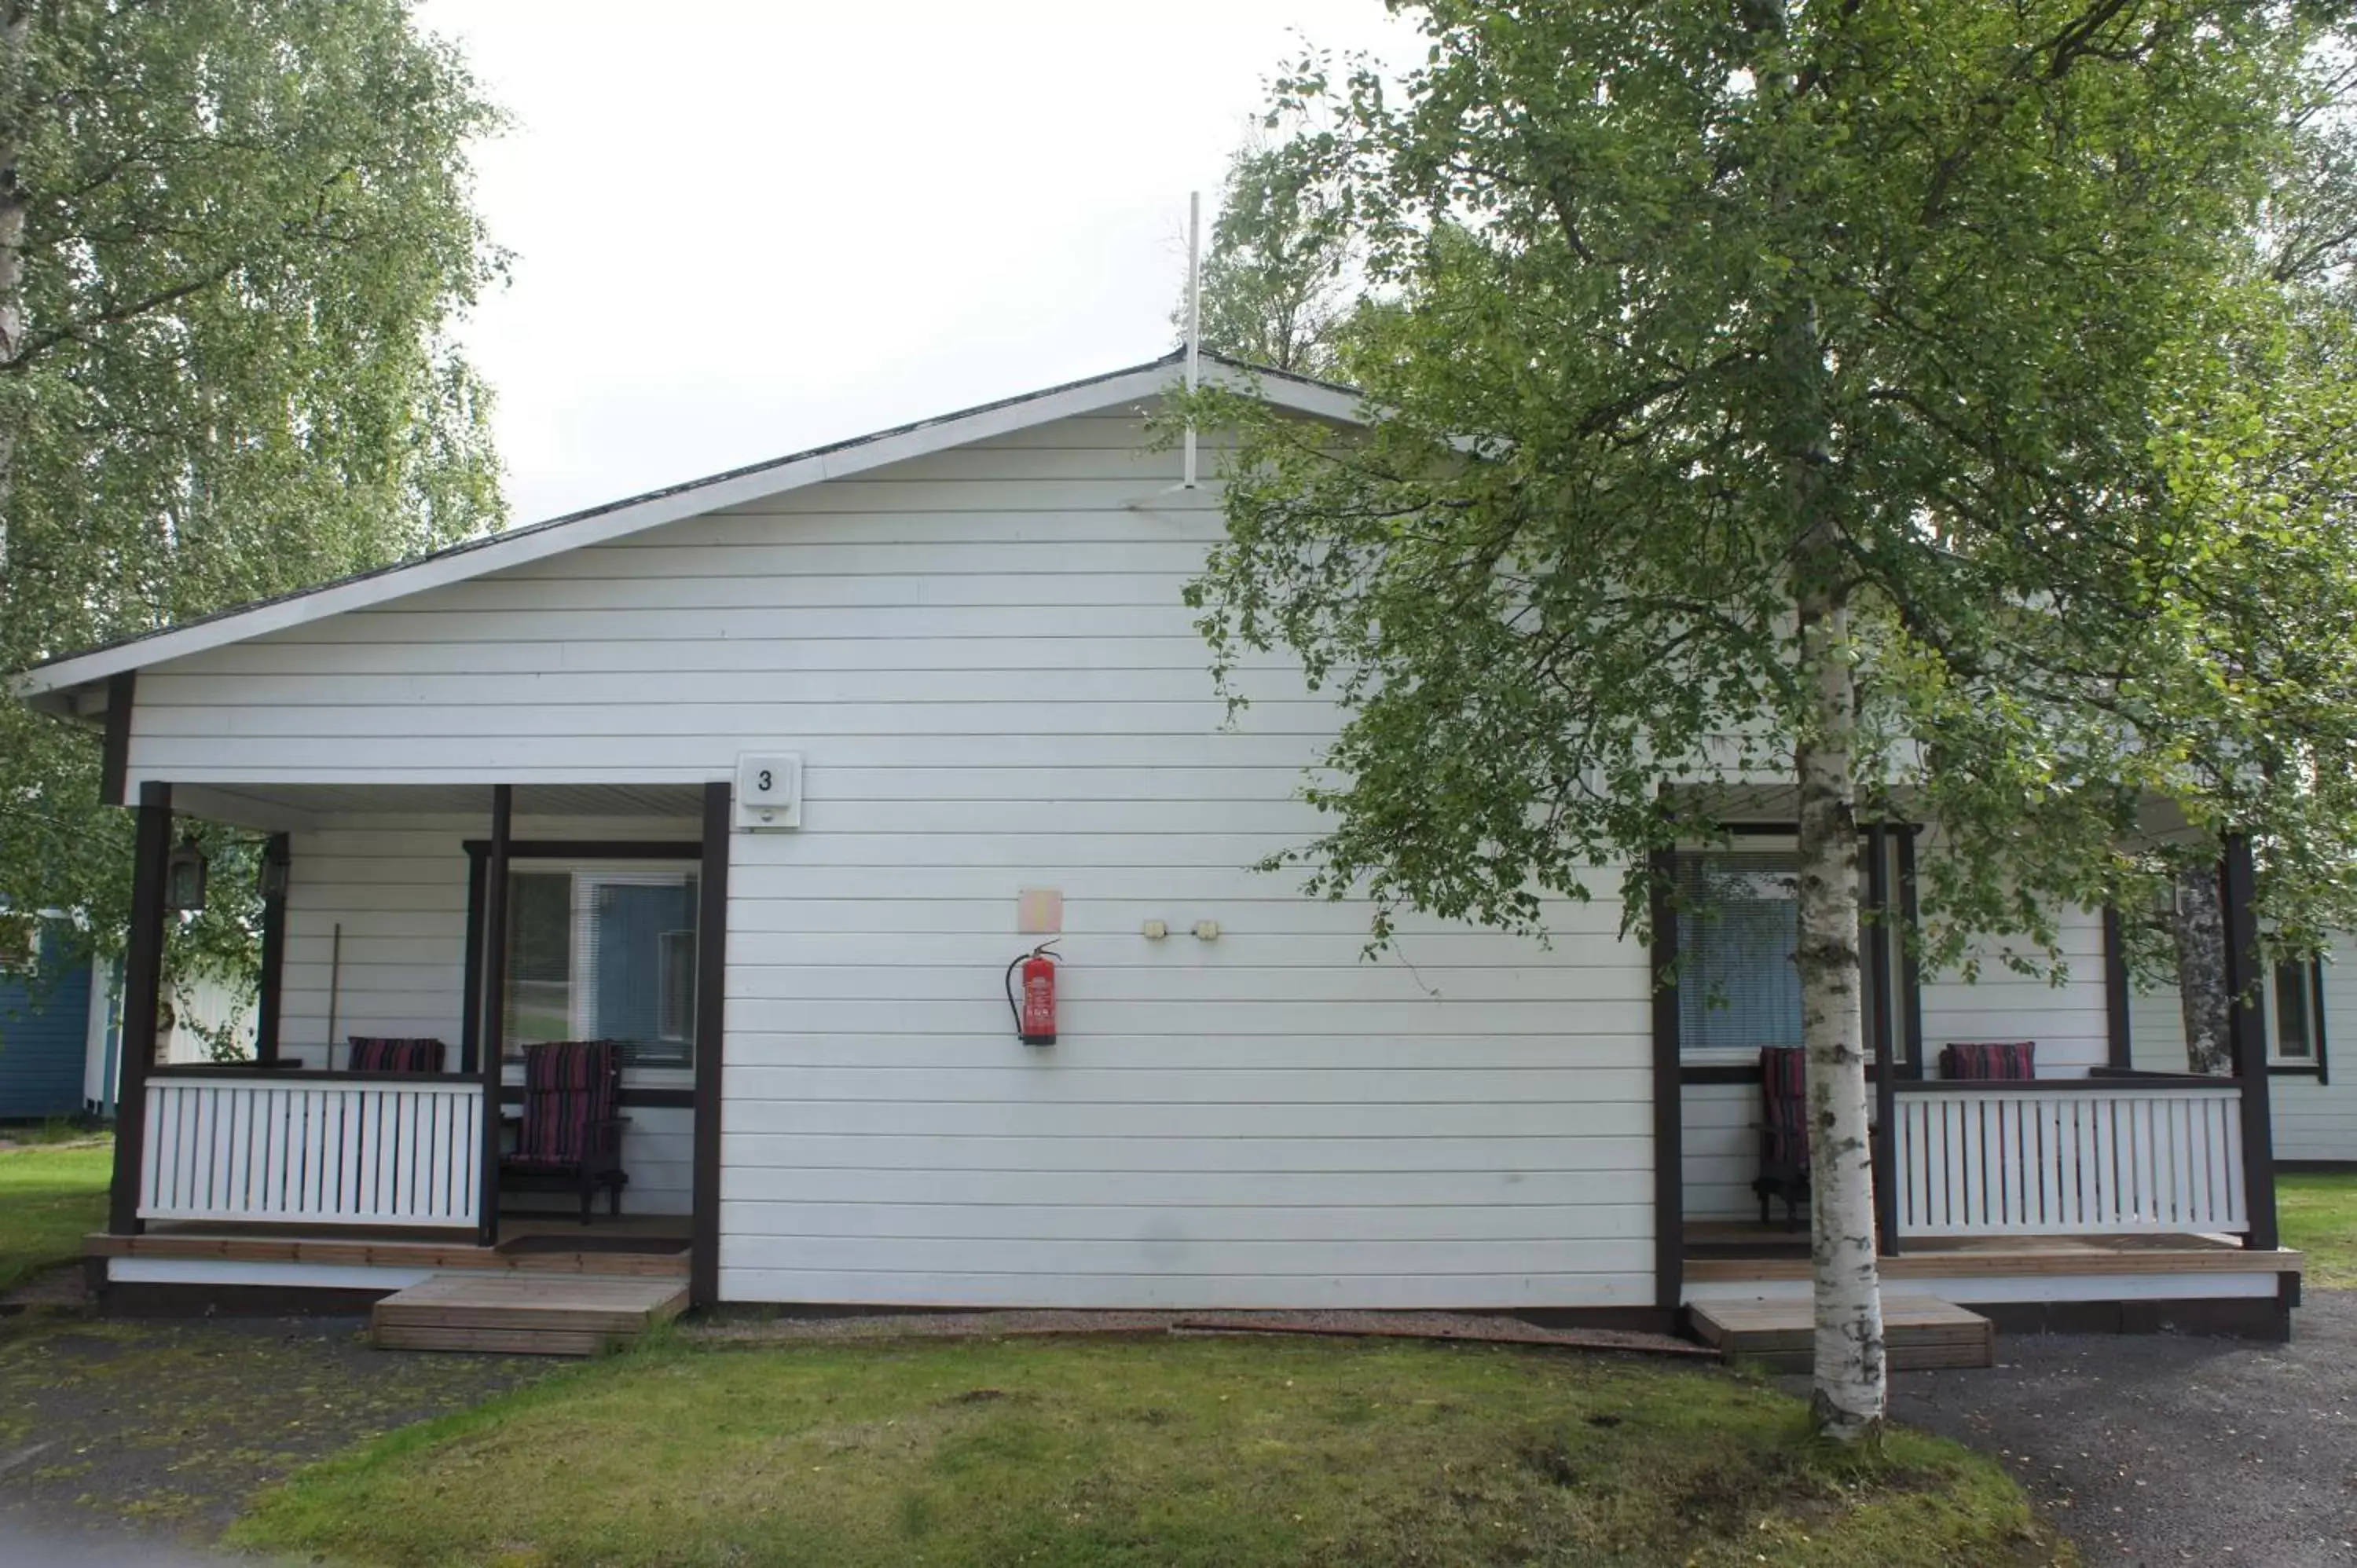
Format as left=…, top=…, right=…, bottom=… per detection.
left=170, top=781, right=708, bottom=831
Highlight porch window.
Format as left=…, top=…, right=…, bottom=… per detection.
left=2273, top=960, right=2321, bottom=1063
left=504, top=865, right=699, bottom=1068
left=1674, top=847, right=1883, bottom=1059
left=1676, top=851, right=1804, bottom=1056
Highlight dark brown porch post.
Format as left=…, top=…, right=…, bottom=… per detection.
left=2102, top=907, right=2133, bottom=1071
left=254, top=833, right=290, bottom=1066
left=2220, top=834, right=2279, bottom=1251
left=1868, top=823, right=1899, bottom=1256
left=475, top=785, right=511, bottom=1247
left=1648, top=847, right=1681, bottom=1317
left=691, top=779, right=732, bottom=1309
left=108, top=781, right=174, bottom=1234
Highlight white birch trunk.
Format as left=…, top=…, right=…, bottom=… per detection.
left=1795, top=580, right=1887, bottom=1441
left=2172, top=861, right=2232, bottom=1075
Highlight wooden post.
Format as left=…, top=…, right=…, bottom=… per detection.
left=254, top=833, right=289, bottom=1067
left=459, top=848, right=487, bottom=1075
left=476, top=785, right=511, bottom=1247
left=1867, top=823, right=1899, bottom=1256
left=2102, top=907, right=2132, bottom=1071
left=2221, top=835, right=2278, bottom=1251
left=692, top=779, right=732, bottom=1309
left=108, top=782, right=173, bottom=1234
left=1896, top=827, right=1926, bottom=1074
left=1648, top=847, right=1682, bottom=1316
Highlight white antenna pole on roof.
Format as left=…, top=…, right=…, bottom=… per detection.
left=1183, top=189, right=1200, bottom=490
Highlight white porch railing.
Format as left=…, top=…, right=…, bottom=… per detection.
left=139, top=1073, right=485, bottom=1228
left=1893, top=1080, right=2247, bottom=1238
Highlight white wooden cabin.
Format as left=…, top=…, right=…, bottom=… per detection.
left=11, top=353, right=2304, bottom=1338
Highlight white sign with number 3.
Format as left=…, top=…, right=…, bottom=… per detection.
left=735, top=753, right=804, bottom=829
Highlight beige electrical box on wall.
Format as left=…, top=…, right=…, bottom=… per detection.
left=735, top=753, right=803, bottom=829
left=1017, top=888, right=1064, bottom=935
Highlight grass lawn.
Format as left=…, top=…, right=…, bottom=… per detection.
left=0, top=1134, right=110, bottom=1293
left=2280, top=1171, right=2357, bottom=1290
left=229, top=1335, right=2065, bottom=1568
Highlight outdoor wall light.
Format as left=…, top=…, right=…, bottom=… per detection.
left=256, top=844, right=289, bottom=903
left=165, top=836, right=209, bottom=912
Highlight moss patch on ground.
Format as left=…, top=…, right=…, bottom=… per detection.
left=230, top=1335, right=2068, bottom=1568
left=2280, top=1171, right=2357, bottom=1289
left=0, top=1136, right=110, bottom=1292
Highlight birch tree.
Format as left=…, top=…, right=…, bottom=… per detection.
left=1181, top=139, right=1358, bottom=378
left=1184, top=0, right=2356, bottom=1441
left=0, top=0, right=504, bottom=986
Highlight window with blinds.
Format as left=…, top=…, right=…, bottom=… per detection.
left=1676, top=851, right=1805, bottom=1056
left=503, top=865, right=700, bottom=1068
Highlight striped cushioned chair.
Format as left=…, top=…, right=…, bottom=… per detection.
left=346, top=1037, right=447, bottom=1074
left=1752, top=1046, right=1813, bottom=1230
left=1938, top=1041, right=2036, bottom=1080
left=500, top=1040, right=628, bottom=1223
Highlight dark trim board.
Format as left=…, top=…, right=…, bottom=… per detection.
left=463, top=840, right=701, bottom=860
left=476, top=786, right=511, bottom=1247
left=691, top=781, right=731, bottom=1309
left=2278, top=1159, right=2357, bottom=1174
left=1681, top=1064, right=1765, bottom=1086
left=1896, top=828, right=1926, bottom=1071
left=1970, top=1293, right=2289, bottom=1343
left=460, top=851, right=487, bottom=1075
left=98, top=671, right=134, bottom=806
left=2102, top=907, right=2132, bottom=1070
left=1648, top=847, right=1681, bottom=1314
left=255, top=833, right=289, bottom=1066
left=2221, top=837, right=2281, bottom=1252
left=2309, top=956, right=2331, bottom=1087
left=109, top=782, right=173, bottom=1234
left=500, top=1085, right=695, bottom=1111
left=101, top=1280, right=397, bottom=1318
left=1868, top=824, right=1900, bottom=1255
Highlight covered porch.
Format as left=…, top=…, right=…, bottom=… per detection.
left=97, top=779, right=729, bottom=1310
left=1655, top=828, right=2300, bottom=1335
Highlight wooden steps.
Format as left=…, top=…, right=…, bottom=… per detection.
left=1689, top=1295, right=1995, bottom=1372
left=372, top=1272, right=687, bottom=1356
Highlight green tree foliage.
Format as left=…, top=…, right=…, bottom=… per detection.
left=0, top=0, right=506, bottom=997
left=1181, top=138, right=1358, bottom=378
left=1184, top=0, right=2357, bottom=1438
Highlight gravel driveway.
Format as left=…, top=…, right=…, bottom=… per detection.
left=1890, top=1290, right=2357, bottom=1566
left=0, top=1310, right=557, bottom=1566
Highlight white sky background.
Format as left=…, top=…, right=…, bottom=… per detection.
left=412, top=1, right=1419, bottom=526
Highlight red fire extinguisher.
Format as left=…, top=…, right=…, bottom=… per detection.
left=1005, top=941, right=1061, bottom=1046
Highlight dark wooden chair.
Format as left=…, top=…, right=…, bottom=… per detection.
left=346, top=1036, right=448, bottom=1073
left=1938, top=1041, right=2036, bottom=1079
left=1753, top=1045, right=1811, bottom=1229
left=500, top=1039, right=629, bottom=1222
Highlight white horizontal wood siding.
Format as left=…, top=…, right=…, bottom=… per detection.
left=127, top=413, right=1656, bottom=1310
left=275, top=813, right=698, bottom=1214
left=1681, top=1083, right=1764, bottom=1222
left=1919, top=902, right=2112, bottom=1075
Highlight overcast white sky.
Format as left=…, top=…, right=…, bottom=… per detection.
left=412, top=1, right=1417, bottom=526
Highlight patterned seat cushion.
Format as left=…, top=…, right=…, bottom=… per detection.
left=1938, top=1040, right=2036, bottom=1079
left=346, top=1036, right=447, bottom=1074
left=1758, top=1045, right=1809, bottom=1165
left=514, top=1040, right=621, bottom=1167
